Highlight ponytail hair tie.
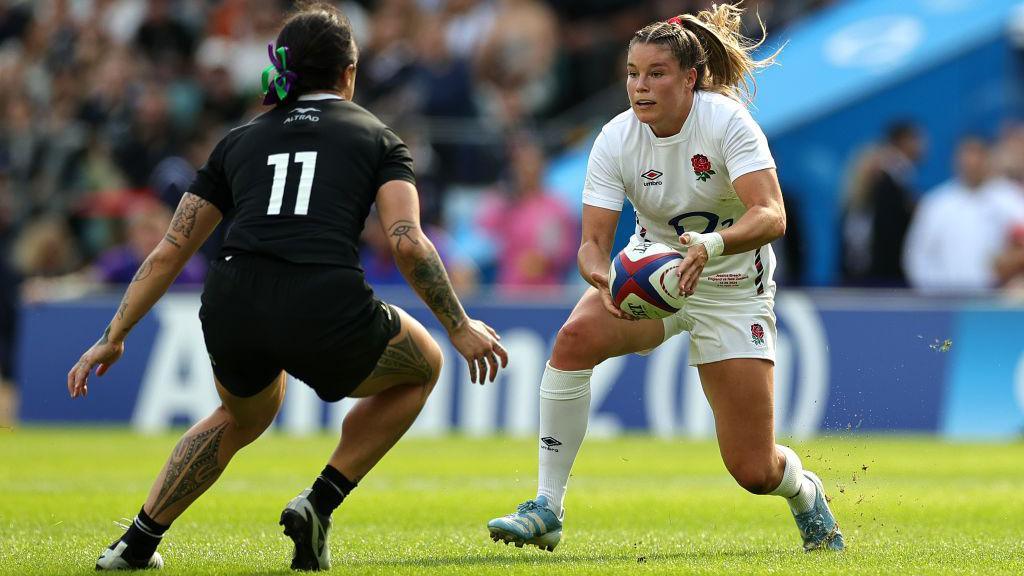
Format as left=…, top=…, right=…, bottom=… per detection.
left=666, top=16, right=684, bottom=26
left=261, top=43, right=299, bottom=105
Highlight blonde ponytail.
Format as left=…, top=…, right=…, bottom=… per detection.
left=684, top=3, right=779, bottom=103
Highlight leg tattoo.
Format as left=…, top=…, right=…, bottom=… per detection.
left=368, top=333, right=433, bottom=382
left=150, top=422, right=228, bottom=519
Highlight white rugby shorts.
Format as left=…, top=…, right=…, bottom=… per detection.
left=639, top=295, right=776, bottom=365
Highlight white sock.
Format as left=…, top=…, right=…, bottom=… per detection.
left=769, top=445, right=817, bottom=514
left=535, top=362, right=591, bottom=518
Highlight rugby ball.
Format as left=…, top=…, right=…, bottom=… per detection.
left=608, top=242, right=685, bottom=320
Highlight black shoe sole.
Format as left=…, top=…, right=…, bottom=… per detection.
left=280, top=508, right=322, bottom=571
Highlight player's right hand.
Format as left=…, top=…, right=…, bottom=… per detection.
left=589, top=271, right=636, bottom=321
left=449, top=318, right=508, bottom=384
left=67, top=339, right=125, bottom=399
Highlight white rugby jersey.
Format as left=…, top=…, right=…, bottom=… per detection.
left=583, top=90, right=778, bottom=300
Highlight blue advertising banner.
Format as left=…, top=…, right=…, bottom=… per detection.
left=16, top=291, right=1024, bottom=439
left=942, top=308, right=1024, bottom=437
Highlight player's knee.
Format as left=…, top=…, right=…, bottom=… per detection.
left=234, top=425, right=265, bottom=447
left=421, top=336, right=443, bottom=390
left=398, top=337, right=440, bottom=408
left=551, top=317, right=606, bottom=369
left=217, top=405, right=273, bottom=445
left=727, top=460, right=777, bottom=495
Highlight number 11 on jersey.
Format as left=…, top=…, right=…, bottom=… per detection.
left=266, top=152, right=318, bottom=216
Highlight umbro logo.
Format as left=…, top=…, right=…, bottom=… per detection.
left=641, top=169, right=664, bottom=187
left=541, top=436, right=562, bottom=447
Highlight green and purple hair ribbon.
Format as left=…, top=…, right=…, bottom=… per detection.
left=261, top=43, right=298, bottom=105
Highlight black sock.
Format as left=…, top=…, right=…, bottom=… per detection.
left=121, top=507, right=168, bottom=560
left=308, top=465, right=357, bottom=517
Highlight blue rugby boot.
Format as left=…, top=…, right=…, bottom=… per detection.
left=793, top=471, right=845, bottom=551
left=487, top=496, right=562, bottom=551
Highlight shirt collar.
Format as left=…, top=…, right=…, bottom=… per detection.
left=298, top=93, right=344, bottom=101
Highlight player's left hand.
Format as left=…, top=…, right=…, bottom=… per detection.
left=67, top=338, right=124, bottom=399
left=449, top=318, right=509, bottom=385
left=677, top=233, right=709, bottom=297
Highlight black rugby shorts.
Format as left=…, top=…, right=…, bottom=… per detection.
left=199, top=253, right=401, bottom=401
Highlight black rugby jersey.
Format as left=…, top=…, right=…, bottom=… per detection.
left=189, top=95, right=415, bottom=268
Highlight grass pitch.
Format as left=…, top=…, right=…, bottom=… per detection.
left=1, top=429, right=1022, bottom=575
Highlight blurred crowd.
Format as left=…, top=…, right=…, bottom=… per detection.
left=0, top=0, right=833, bottom=304
left=1, top=0, right=1022, bottom=301
left=840, top=123, right=1024, bottom=295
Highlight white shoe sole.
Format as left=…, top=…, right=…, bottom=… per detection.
left=95, top=541, right=164, bottom=570
left=488, top=526, right=561, bottom=552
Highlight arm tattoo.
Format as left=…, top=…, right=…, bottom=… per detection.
left=170, top=194, right=210, bottom=239
left=116, top=288, right=130, bottom=321
left=112, top=252, right=160, bottom=339
left=132, top=258, right=154, bottom=283
left=98, top=325, right=111, bottom=345
left=114, top=288, right=139, bottom=333
left=116, top=255, right=154, bottom=322
left=410, top=253, right=465, bottom=330
left=164, top=234, right=181, bottom=248
left=388, top=220, right=420, bottom=251
left=150, top=422, right=228, bottom=519
left=368, top=332, right=433, bottom=382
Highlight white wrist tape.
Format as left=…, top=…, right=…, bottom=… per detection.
left=685, top=231, right=724, bottom=259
